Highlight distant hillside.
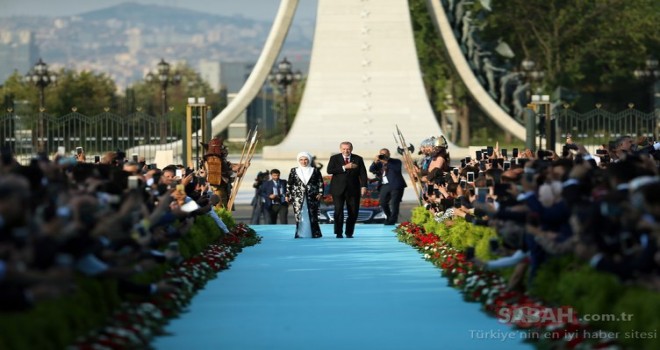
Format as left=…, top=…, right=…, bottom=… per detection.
left=80, top=2, right=254, bottom=28
left=0, top=2, right=313, bottom=89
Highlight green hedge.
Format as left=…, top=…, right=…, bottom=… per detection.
left=411, top=207, right=660, bottom=350
left=531, top=256, right=660, bottom=350
left=0, top=213, right=228, bottom=350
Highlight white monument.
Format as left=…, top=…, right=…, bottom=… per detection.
left=263, top=0, right=456, bottom=160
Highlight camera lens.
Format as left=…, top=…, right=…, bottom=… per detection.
left=378, top=154, right=386, bottom=160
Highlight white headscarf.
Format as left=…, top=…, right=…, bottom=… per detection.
left=295, top=151, right=314, bottom=185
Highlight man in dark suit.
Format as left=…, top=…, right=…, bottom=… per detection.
left=258, top=169, right=288, bottom=224
left=327, top=141, right=368, bottom=238
left=369, top=148, right=407, bottom=225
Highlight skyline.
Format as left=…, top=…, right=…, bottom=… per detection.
left=0, top=0, right=319, bottom=21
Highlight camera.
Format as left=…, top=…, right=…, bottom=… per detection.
left=479, top=161, right=486, bottom=171
left=377, top=154, right=388, bottom=160
left=433, top=176, right=446, bottom=186
left=128, top=175, right=140, bottom=189
left=157, top=183, right=169, bottom=195
left=476, top=187, right=488, bottom=203
left=454, top=197, right=462, bottom=209
left=537, top=150, right=552, bottom=159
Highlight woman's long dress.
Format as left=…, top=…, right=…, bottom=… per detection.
left=287, top=167, right=324, bottom=238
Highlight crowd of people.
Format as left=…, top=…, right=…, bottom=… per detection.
left=4, top=131, right=658, bottom=311
left=415, top=135, right=660, bottom=292
left=0, top=147, right=235, bottom=312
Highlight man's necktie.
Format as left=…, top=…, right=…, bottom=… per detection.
left=344, top=157, right=350, bottom=165
left=274, top=182, right=280, bottom=203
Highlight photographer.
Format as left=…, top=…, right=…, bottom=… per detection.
left=258, top=169, right=288, bottom=224
left=250, top=170, right=270, bottom=224
left=369, top=148, right=406, bottom=225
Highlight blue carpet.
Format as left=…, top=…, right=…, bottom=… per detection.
left=152, top=225, right=531, bottom=350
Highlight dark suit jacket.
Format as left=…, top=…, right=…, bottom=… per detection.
left=369, top=158, right=407, bottom=190
left=258, top=179, right=288, bottom=210
left=326, top=153, right=368, bottom=196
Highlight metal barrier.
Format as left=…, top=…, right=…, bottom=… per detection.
left=554, top=105, right=659, bottom=152
left=0, top=109, right=184, bottom=164
left=2, top=106, right=658, bottom=163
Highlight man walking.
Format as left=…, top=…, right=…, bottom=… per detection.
left=327, top=141, right=367, bottom=238
left=258, top=169, right=288, bottom=224
left=369, top=148, right=406, bottom=225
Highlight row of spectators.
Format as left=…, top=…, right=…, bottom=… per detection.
left=415, top=135, right=660, bottom=292
left=0, top=148, right=231, bottom=312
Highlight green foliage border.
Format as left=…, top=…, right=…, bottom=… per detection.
left=410, top=207, right=660, bottom=350
left=0, top=209, right=242, bottom=350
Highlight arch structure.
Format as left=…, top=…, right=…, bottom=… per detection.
left=129, top=0, right=300, bottom=159
left=425, top=0, right=525, bottom=140
left=263, top=0, right=461, bottom=160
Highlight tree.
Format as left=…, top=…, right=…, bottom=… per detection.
left=410, top=0, right=472, bottom=145
left=481, top=0, right=660, bottom=109
left=1, top=69, right=118, bottom=116
left=131, top=63, right=222, bottom=117
left=49, top=70, right=118, bottom=115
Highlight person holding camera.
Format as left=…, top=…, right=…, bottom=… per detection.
left=258, top=169, right=289, bottom=224
left=369, top=148, right=407, bottom=225
left=250, top=170, right=270, bottom=224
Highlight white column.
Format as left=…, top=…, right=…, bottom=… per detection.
left=263, top=0, right=458, bottom=160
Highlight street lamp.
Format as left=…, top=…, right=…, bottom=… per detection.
left=268, top=57, right=302, bottom=135
left=521, top=59, right=545, bottom=92
left=25, top=58, right=57, bottom=153
left=146, top=58, right=181, bottom=144
left=633, top=56, right=660, bottom=112
left=520, top=59, right=547, bottom=150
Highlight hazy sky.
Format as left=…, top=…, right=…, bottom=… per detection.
left=0, top=0, right=318, bottom=20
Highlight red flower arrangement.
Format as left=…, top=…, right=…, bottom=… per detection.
left=69, top=224, right=261, bottom=349
left=394, top=222, right=618, bottom=349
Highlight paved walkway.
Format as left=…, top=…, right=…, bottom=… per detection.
left=152, top=225, right=530, bottom=350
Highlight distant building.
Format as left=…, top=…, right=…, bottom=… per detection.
left=198, top=59, right=222, bottom=93
left=0, top=30, right=38, bottom=84
left=220, top=61, right=256, bottom=93
left=199, top=59, right=310, bottom=139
